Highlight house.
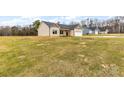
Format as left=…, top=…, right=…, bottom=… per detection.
left=82, top=26, right=99, bottom=35
left=37, top=21, right=82, bottom=36
left=98, top=27, right=109, bottom=34
left=99, top=29, right=109, bottom=34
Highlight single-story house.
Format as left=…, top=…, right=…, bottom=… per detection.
left=37, top=21, right=83, bottom=36
left=99, top=29, right=109, bottom=34
left=82, top=26, right=99, bottom=35
left=38, top=21, right=82, bottom=36
left=98, top=26, right=110, bottom=34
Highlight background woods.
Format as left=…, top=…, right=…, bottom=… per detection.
left=0, top=20, right=40, bottom=36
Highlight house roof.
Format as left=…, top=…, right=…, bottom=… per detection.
left=42, top=21, right=80, bottom=30
left=42, top=21, right=59, bottom=28
left=59, top=24, right=79, bottom=30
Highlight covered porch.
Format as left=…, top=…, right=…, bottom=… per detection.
left=60, top=29, right=71, bottom=36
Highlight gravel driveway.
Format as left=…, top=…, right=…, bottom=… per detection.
left=94, top=36, right=124, bottom=38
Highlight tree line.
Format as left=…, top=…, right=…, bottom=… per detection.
left=80, top=16, right=124, bottom=33
left=70, top=16, right=124, bottom=33
left=0, top=20, right=40, bottom=36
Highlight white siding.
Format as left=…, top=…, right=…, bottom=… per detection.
left=95, top=30, right=99, bottom=34
left=50, top=27, right=60, bottom=36
left=38, top=22, right=50, bottom=36
left=60, top=31, right=67, bottom=36
left=74, top=28, right=82, bottom=36
left=83, top=28, right=90, bottom=34
left=83, top=28, right=99, bottom=35
left=70, top=30, right=74, bottom=36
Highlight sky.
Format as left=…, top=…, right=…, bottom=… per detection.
left=0, top=16, right=113, bottom=26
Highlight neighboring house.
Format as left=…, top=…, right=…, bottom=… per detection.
left=98, top=27, right=109, bottom=34
left=82, top=26, right=99, bottom=35
left=99, top=29, right=109, bottom=34
left=37, top=21, right=82, bottom=36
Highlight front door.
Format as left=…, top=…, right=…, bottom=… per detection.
left=66, top=32, right=68, bottom=36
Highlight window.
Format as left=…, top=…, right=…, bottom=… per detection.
left=60, top=31, right=63, bottom=34
left=53, top=30, right=57, bottom=34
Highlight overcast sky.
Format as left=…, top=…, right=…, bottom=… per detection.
left=0, top=16, right=113, bottom=26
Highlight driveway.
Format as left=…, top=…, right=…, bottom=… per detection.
left=94, top=36, right=124, bottom=38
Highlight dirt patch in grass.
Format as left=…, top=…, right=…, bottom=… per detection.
left=80, top=37, right=95, bottom=41
left=36, top=43, right=50, bottom=46
left=0, top=45, right=10, bottom=52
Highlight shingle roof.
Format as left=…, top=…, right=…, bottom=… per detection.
left=60, top=24, right=79, bottom=30
left=42, top=21, right=79, bottom=30
left=42, top=21, right=59, bottom=28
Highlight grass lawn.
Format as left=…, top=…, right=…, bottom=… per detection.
left=0, top=36, right=124, bottom=76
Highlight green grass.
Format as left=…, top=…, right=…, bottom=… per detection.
left=0, top=36, right=124, bottom=76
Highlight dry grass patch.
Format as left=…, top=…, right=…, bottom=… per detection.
left=0, top=45, right=10, bottom=52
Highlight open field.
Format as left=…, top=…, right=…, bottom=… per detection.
left=0, top=36, right=124, bottom=76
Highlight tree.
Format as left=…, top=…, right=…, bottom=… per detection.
left=80, top=20, right=86, bottom=27
left=11, top=26, right=18, bottom=36
left=33, top=20, right=41, bottom=30
left=69, top=21, right=78, bottom=25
